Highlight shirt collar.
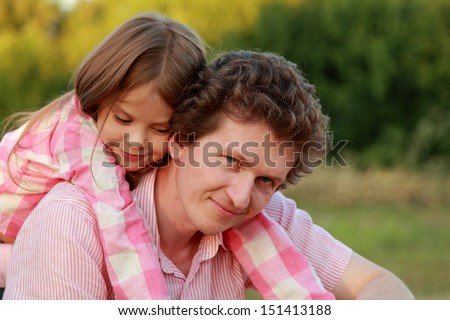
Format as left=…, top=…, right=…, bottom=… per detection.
left=143, top=169, right=230, bottom=274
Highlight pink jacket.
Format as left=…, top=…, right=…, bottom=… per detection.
left=0, top=95, right=166, bottom=299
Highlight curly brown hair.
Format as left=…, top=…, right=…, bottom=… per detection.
left=170, top=50, right=330, bottom=187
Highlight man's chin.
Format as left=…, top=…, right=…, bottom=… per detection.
left=199, top=225, right=230, bottom=236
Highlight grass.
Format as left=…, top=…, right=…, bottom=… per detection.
left=279, top=166, right=450, bottom=299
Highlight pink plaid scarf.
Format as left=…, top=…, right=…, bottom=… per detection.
left=0, top=94, right=334, bottom=299
left=224, top=214, right=335, bottom=299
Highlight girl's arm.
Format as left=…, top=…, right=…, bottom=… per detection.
left=0, top=234, right=14, bottom=244
left=0, top=243, right=12, bottom=287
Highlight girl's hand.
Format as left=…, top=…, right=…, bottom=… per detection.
left=0, top=233, right=15, bottom=244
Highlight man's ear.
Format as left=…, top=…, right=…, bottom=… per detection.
left=168, top=133, right=182, bottom=160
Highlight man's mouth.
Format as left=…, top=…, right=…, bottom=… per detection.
left=211, top=199, right=244, bottom=217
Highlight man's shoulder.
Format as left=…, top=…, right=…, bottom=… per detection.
left=263, top=191, right=312, bottom=224
left=264, top=191, right=294, bottom=215
left=37, top=182, right=96, bottom=221
left=42, top=181, right=89, bottom=200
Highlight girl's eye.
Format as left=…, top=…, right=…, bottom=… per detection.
left=154, top=128, right=170, bottom=134
left=114, top=114, right=132, bottom=124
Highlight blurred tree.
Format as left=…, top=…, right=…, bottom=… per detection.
left=0, top=0, right=278, bottom=122
left=0, top=0, right=67, bottom=118
left=59, top=0, right=281, bottom=58
left=224, top=0, right=450, bottom=167
left=1, top=0, right=448, bottom=168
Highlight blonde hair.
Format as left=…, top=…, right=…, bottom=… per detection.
left=4, top=12, right=206, bottom=188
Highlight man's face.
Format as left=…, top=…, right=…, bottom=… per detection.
left=173, top=116, right=296, bottom=235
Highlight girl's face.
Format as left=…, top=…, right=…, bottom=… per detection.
left=96, top=82, right=173, bottom=172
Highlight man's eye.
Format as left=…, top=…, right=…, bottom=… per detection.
left=225, top=156, right=238, bottom=166
left=259, top=177, right=273, bottom=185
left=114, top=115, right=132, bottom=124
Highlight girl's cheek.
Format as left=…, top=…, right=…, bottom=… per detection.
left=155, top=138, right=170, bottom=155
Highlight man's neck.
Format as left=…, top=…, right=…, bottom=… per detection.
left=154, top=160, right=201, bottom=275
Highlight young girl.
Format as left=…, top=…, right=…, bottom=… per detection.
left=0, top=12, right=206, bottom=299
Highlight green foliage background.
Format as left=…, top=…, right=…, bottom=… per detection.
left=225, top=0, right=450, bottom=169
left=0, top=0, right=448, bottom=298
left=1, top=0, right=448, bottom=168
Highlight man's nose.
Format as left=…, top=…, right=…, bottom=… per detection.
left=226, top=175, right=253, bottom=212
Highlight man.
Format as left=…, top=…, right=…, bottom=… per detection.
left=4, top=51, right=413, bottom=299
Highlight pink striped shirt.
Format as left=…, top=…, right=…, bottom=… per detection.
left=5, top=171, right=351, bottom=299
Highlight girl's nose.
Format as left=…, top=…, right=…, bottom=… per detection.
left=124, top=130, right=147, bottom=153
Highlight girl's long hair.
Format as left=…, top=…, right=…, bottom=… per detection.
left=4, top=12, right=206, bottom=189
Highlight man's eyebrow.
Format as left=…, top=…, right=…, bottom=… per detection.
left=222, top=146, right=287, bottom=185
left=225, top=147, right=253, bottom=164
